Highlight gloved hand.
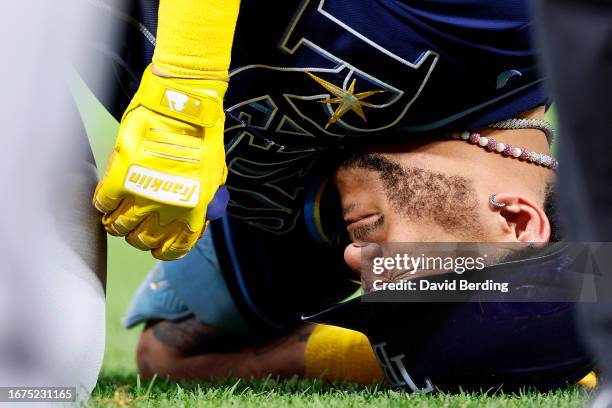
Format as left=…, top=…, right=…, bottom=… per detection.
left=93, top=65, right=229, bottom=260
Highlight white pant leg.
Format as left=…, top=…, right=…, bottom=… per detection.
left=0, top=0, right=107, bottom=404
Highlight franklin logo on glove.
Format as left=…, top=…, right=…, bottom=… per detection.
left=124, top=165, right=200, bottom=207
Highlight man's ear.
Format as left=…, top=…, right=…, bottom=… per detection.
left=490, top=193, right=551, bottom=243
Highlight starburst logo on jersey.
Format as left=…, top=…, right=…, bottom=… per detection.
left=124, top=165, right=200, bottom=207
left=306, top=72, right=384, bottom=129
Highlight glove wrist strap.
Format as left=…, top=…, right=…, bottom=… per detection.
left=131, top=65, right=226, bottom=128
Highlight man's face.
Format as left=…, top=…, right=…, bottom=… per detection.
left=335, top=148, right=486, bottom=244
left=333, top=133, right=555, bottom=278
left=334, top=138, right=554, bottom=275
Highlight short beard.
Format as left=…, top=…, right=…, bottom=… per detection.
left=338, top=152, right=483, bottom=240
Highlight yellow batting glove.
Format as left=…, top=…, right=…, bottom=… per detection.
left=93, top=65, right=229, bottom=260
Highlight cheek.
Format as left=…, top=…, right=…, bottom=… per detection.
left=468, top=203, right=499, bottom=241
left=384, top=216, right=418, bottom=242
left=383, top=212, right=467, bottom=242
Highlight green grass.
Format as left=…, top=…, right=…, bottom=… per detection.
left=91, top=375, right=590, bottom=407
left=72, top=72, right=587, bottom=406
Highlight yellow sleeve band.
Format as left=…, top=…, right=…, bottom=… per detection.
left=153, top=0, right=240, bottom=79
left=305, top=324, right=385, bottom=384
left=305, top=324, right=596, bottom=388
left=578, top=371, right=597, bottom=389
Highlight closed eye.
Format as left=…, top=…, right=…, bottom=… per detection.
left=348, top=214, right=385, bottom=242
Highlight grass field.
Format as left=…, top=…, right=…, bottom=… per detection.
left=71, top=74, right=591, bottom=407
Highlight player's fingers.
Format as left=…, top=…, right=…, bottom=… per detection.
left=125, top=213, right=170, bottom=250
left=92, top=151, right=122, bottom=213
left=101, top=196, right=143, bottom=236
left=152, top=224, right=200, bottom=261
left=92, top=181, right=122, bottom=214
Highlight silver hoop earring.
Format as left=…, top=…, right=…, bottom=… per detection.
left=489, top=193, right=506, bottom=209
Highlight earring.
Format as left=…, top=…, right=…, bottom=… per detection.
left=489, top=193, right=506, bottom=209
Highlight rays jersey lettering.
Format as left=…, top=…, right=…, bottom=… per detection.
left=223, top=0, right=545, bottom=234
left=373, top=341, right=434, bottom=393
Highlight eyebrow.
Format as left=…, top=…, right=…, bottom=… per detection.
left=349, top=214, right=385, bottom=242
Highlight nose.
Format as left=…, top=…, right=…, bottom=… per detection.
left=343, top=242, right=383, bottom=276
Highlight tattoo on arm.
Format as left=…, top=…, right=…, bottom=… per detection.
left=151, top=315, right=242, bottom=355
left=252, top=325, right=314, bottom=357
left=151, top=317, right=314, bottom=359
